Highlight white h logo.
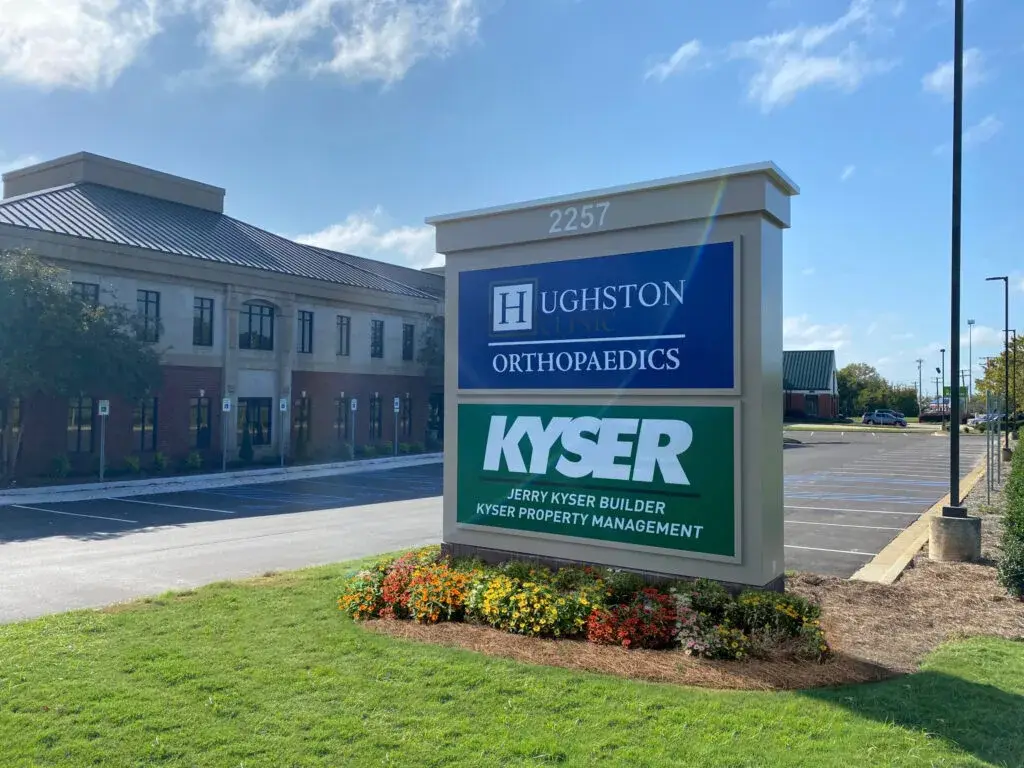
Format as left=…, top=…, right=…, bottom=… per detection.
left=492, top=283, right=534, bottom=333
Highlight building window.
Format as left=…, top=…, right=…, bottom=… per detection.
left=293, top=397, right=311, bottom=448
left=400, top=394, right=413, bottom=438
left=370, top=319, right=384, bottom=359
left=402, top=323, right=415, bottom=361
left=193, top=297, right=214, bottom=347
left=137, top=289, right=160, bottom=343
left=805, top=395, right=819, bottom=418
left=337, top=315, right=351, bottom=357
left=238, top=398, right=272, bottom=446
left=0, top=397, right=21, bottom=462
left=333, top=397, right=350, bottom=441
left=298, top=310, right=314, bottom=354
left=240, top=303, right=274, bottom=351
left=67, top=396, right=95, bottom=454
left=132, top=397, right=159, bottom=452
left=189, top=397, right=212, bottom=449
left=71, top=281, right=100, bottom=307
left=369, top=393, right=382, bottom=440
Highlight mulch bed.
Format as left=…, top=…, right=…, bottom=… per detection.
left=364, top=474, right=1024, bottom=691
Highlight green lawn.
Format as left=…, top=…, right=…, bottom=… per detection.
left=2, top=562, right=1023, bottom=767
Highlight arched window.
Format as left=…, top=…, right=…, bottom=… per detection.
left=239, top=301, right=275, bottom=351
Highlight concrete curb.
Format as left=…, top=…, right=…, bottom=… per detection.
left=0, top=453, right=443, bottom=507
left=849, top=460, right=987, bottom=585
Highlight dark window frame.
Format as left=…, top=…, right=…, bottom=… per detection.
left=370, top=319, right=384, bottom=359
left=71, top=281, right=100, bottom=307
left=298, top=310, right=314, bottom=354
left=189, top=397, right=212, bottom=449
left=193, top=297, right=214, bottom=347
left=137, top=289, right=160, bottom=343
left=400, top=394, right=413, bottom=438
left=132, top=397, right=159, bottom=453
left=337, top=315, right=351, bottom=357
left=293, top=396, right=311, bottom=445
left=67, top=396, right=96, bottom=454
left=239, top=303, right=275, bottom=351
left=238, top=397, right=273, bottom=446
left=402, top=323, right=415, bottom=361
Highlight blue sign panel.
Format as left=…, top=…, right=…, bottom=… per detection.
left=458, top=242, right=735, bottom=390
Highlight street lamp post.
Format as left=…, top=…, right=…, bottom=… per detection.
left=967, top=318, right=975, bottom=400
left=986, top=275, right=1010, bottom=456
left=940, top=349, right=946, bottom=430
left=917, top=358, right=924, bottom=405
left=1010, top=329, right=1018, bottom=418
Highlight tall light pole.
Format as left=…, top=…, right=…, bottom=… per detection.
left=917, top=358, right=924, bottom=404
left=967, top=318, right=975, bottom=400
left=986, top=275, right=1010, bottom=454
left=941, top=349, right=946, bottom=429
left=1010, top=329, right=1017, bottom=415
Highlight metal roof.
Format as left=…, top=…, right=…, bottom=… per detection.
left=783, top=350, right=836, bottom=391
left=0, top=182, right=443, bottom=302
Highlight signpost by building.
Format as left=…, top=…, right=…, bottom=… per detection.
left=350, top=397, right=358, bottom=455
left=393, top=396, right=401, bottom=456
left=427, top=163, right=799, bottom=590
left=98, top=399, right=110, bottom=481
left=221, top=397, right=232, bottom=472
left=279, top=397, right=288, bottom=467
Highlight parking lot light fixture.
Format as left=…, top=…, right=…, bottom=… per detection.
left=986, top=276, right=1010, bottom=453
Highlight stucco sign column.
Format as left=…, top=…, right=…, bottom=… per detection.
left=427, top=163, right=799, bottom=590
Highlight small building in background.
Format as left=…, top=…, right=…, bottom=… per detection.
left=783, top=349, right=839, bottom=420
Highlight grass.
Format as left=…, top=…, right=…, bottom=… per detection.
left=2, top=562, right=1024, bottom=767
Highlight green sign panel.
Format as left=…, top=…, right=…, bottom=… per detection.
left=456, top=403, right=736, bottom=557
left=943, top=386, right=968, bottom=398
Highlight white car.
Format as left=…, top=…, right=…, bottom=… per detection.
left=862, top=410, right=907, bottom=427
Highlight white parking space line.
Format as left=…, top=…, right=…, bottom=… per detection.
left=110, top=498, right=237, bottom=515
left=785, top=505, right=922, bottom=516
left=785, top=520, right=904, bottom=531
left=785, top=544, right=874, bottom=556
left=11, top=504, right=138, bottom=524
left=822, top=471, right=948, bottom=478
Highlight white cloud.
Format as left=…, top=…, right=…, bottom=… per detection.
left=0, top=0, right=483, bottom=90
left=728, top=0, right=896, bottom=112
left=294, top=206, right=441, bottom=269
left=891, top=331, right=914, bottom=341
left=783, top=314, right=851, bottom=351
left=0, top=0, right=163, bottom=90
left=0, top=153, right=40, bottom=175
left=921, top=47, right=986, bottom=99
left=961, top=324, right=1005, bottom=347
left=840, top=164, right=856, bottom=181
left=964, top=114, right=1003, bottom=146
left=933, top=114, right=1003, bottom=155
left=801, top=267, right=816, bottom=276
left=644, top=39, right=702, bottom=82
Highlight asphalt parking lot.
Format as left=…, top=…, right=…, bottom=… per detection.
left=783, top=430, right=987, bottom=576
left=0, top=431, right=987, bottom=621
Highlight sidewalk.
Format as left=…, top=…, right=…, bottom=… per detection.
left=0, top=453, right=443, bottom=507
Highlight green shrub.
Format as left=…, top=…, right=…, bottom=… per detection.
left=551, top=565, right=604, bottom=593
left=334, top=442, right=354, bottom=461
left=152, top=452, right=168, bottom=472
left=377, top=441, right=393, bottom=456
left=360, top=444, right=376, bottom=458
left=501, top=560, right=549, bottom=582
left=124, top=455, right=141, bottom=474
left=50, top=455, right=71, bottom=479
left=725, top=591, right=821, bottom=636
left=185, top=451, right=202, bottom=471
left=477, top=575, right=598, bottom=637
left=997, top=528, right=1024, bottom=599
left=409, top=442, right=425, bottom=454
left=398, top=442, right=411, bottom=455
left=684, top=578, right=732, bottom=622
left=604, top=569, right=647, bottom=604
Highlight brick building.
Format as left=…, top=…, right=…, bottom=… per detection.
left=783, top=349, right=839, bottom=419
left=0, top=152, right=444, bottom=478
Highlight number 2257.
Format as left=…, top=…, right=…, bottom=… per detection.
left=549, top=201, right=610, bottom=235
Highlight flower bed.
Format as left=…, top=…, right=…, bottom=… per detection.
left=338, top=547, right=830, bottom=662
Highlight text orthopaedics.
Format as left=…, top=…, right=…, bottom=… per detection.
left=492, top=347, right=681, bottom=374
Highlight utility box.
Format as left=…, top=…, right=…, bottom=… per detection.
left=427, top=163, right=798, bottom=590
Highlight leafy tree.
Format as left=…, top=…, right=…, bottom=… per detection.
left=976, top=335, right=1024, bottom=413
left=0, top=249, right=163, bottom=479
left=837, top=363, right=884, bottom=415
left=416, top=315, right=444, bottom=384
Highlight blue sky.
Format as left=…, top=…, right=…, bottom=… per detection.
left=0, top=0, right=1021, bottom=390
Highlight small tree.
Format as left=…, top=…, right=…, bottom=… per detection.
left=0, top=250, right=163, bottom=479
left=417, top=315, right=444, bottom=383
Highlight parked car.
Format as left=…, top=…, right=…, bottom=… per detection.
left=862, top=410, right=907, bottom=427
